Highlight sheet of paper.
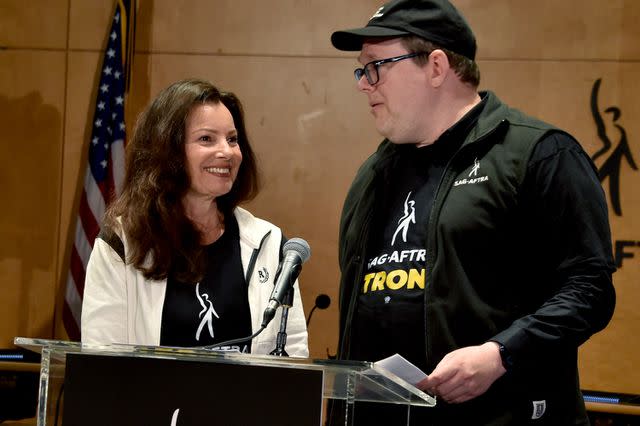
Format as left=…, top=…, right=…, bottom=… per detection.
left=374, top=353, right=428, bottom=385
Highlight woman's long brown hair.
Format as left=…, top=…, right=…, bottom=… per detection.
left=103, top=79, right=259, bottom=282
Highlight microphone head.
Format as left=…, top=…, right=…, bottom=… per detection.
left=284, top=237, right=311, bottom=263
left=315, top=294, right=331, bottom=309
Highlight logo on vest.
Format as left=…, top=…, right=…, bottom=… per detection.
left=454, top=157, right=489, bottom=186
left=531, top=400, right=546, bottom=420
left=257, top=267, right=269, bottom=283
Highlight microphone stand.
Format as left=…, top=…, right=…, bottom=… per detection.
left=269, top=287, right=294, bottom=357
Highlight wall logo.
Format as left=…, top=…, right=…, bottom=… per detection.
left=391, top=191, right=416, bottom=246
left=590, top=78, right=638, bottom=216
left=195, top=282, right=219, bottom=341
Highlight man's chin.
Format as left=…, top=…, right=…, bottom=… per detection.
left=375, top=125, right=397, bottom=142
left=374, top=120, right=392, bottom=140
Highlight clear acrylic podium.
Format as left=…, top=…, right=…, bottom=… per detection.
left=15, top=337, right=436, bottom=425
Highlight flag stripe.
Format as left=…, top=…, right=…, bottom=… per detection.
left=84, top=166, right=107, bottom=220
left=78, top=191, right=101, bottom=250
left=111, top=139, right=125, bottom=196
left=73, top=217, right=93, bottom=268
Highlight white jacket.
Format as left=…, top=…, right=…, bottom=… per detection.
left=81, top=207, right=309, bottom=357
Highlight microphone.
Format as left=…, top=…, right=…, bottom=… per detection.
left=315, top=294, right=331, bottom=309
left=306, top=294, right=331, bottom=327
left=261, top=237, right=311, bottom=328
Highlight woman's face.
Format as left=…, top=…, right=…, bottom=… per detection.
left=184, top=102, right=242, bottom=200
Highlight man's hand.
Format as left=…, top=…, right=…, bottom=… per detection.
left=416, top=342, right=506, bottom=404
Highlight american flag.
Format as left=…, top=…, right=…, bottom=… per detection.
left=63, top=0, right=134, bottom=341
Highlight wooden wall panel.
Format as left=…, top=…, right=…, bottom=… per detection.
left=134, top=0, right=380, bottom=55
left=0, top=0, right=68, bottom=48
left=0, top=50, right=66, bottom=346
left=67, top=0, right=115, bottom=50
left=456, top=0, right=640, bottom=60
left=116, top=0, right=640, bottom=61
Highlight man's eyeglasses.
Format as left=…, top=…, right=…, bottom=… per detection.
left=354, top=52, right=431, bottom=85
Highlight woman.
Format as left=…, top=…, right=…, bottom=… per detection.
left=81, top=78, right=308, bottom=357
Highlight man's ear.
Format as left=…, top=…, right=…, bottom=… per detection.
left=428, top=49, right=451, bottom=88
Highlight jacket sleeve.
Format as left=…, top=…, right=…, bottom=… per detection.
left=491, top=132, right=616, bottom=367
left=81, top=236, right=128, bottom=345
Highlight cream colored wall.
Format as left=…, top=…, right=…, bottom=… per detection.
left=1, top=0, right=638, bottom=395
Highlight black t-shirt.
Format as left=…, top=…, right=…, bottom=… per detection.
left=350, top=100, right=486, bottom=371
left=160, top=214, right=252, bottom=352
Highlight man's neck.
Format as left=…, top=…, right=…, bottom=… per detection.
left=416, top=88, right=481, bottom=148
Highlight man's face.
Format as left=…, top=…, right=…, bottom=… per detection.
left=357, top=37, right=431, bottom=145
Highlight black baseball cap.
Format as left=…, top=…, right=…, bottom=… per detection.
left=331, top=0, right=477, bottom=60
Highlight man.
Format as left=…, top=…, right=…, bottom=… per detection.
left=330, top=0, right=616, bottom=424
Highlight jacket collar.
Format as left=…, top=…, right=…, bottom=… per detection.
left=233, top=207, right=272, bottom=250
left=462, top=90, right=509, bottom=146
